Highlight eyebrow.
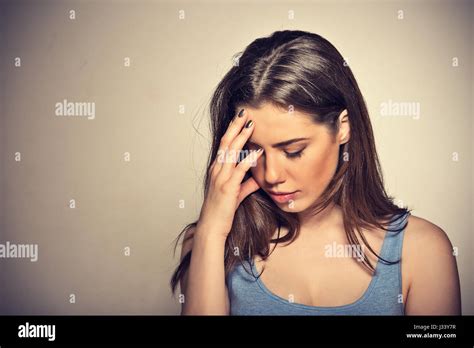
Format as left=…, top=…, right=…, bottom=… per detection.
left=247, top=137, right=310, bottom=148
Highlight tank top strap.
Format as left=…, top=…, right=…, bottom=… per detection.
left=376, top=211, right=410, bottom=272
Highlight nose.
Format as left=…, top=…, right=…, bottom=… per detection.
left=263, top=152, right=285, bottom=185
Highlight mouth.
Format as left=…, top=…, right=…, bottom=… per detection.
left=267, top=190, right=298, bottom=203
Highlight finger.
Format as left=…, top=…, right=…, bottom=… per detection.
left=228, top=148, right=264, bottom=189
left=214, top=108, right=248, bottom=174
left=218, top=108, right=248, bottom=153
left=219, top=118, right=256, bottom=179
left=237, top=175, right=261, bottom=206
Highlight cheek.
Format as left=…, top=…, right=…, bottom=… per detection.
left=249, top=165, right=262, bottom=182
left=297, top=145, right=340, bottom=190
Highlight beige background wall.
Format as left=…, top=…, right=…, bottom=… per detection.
left=0, top=0, right=472, bottom=314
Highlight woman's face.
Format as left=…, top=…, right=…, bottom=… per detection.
left=238, top=102, right=350, bottom=213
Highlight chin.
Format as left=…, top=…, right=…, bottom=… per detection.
left=278, top=205, right=304, bottom=213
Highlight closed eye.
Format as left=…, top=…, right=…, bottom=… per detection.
left=245, top=144, right=305, bottom=159
left=285, top=149, right=304, bottom=159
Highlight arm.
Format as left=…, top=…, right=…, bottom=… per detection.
left=179, top=224, right=230, bottom=315
left=178, top=107, right=262, bottom=315
left=404, top=217, right=461, bottom=315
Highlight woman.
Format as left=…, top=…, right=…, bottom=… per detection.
left=170, top=30, right=461, bottom=315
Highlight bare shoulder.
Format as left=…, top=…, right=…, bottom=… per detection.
left=402, top=214, right=461, bottom=314
left=403, top=214, right=454, bottom=255
left=403, top=214, right=456, bottom=271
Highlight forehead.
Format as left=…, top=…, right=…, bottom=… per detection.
left=237, top=102, right=321, bottom=144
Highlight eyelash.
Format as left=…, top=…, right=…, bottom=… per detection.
left=285, top=150, right=304, bottom=159
left=247, top=146, right=304, bottom=159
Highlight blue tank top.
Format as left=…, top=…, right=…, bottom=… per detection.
left=226, top=212, right=410, bottom=315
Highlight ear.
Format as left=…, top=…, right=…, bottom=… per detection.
left=338, top=109, right=350, bottom=145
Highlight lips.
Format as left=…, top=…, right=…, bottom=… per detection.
left=268, top=190, right=296, bottom=195
left=267, top=190, right=298, bottom=203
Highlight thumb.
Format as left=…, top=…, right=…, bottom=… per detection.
left=237, top=176, right=260, bottom=205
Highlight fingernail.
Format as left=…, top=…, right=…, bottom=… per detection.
left=245, top=120, right=253, bottom=128
left=238, top=108, right=245, bottom=117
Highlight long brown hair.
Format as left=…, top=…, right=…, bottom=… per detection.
left=170, top=30, right=411, bottom=295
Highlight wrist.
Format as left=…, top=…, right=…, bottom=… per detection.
left=195, top=222, right=229, bottom=243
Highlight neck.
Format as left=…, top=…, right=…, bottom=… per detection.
left=297, top=201, right=342, bottom=233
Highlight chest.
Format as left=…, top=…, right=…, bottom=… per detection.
left=252, top=229, right=409, bottom=308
